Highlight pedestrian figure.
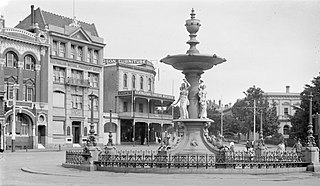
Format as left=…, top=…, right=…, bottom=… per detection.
left=292, top=138, right=303, bottom=160
left=277, top=140, right=285, bottom=152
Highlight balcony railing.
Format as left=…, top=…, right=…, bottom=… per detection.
left=118, top=90, right=174, bottom=100
left=118, top=112, right=173, bottom=120
left=66, top=77, right=90, bottom=87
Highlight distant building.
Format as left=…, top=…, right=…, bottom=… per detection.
left=103, top=59, right=175, bottom=145
left=10, top=5, right=105, bottom=149
left=263, top=86, right=301, bottom=137
left=0, top=14, right=49, bottom=150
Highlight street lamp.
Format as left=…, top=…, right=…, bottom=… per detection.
left=306, top=92, right=316, bottom=147
left=11, top=84, right=19, bottom=152
left=87, top=92, right=96, bottom=147
left=107, top=109, right=113, bottom=146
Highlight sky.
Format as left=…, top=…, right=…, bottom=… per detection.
left=1, top=0, right=320, bottom=105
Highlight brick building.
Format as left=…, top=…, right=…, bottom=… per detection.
left=103, top=59, right=175, bottom=145
left=0, top=14, right=50, bottom=150
left=7, top=5, right=105, bottom=149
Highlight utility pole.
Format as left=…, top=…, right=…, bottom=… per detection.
left=253, top=99, right=256, bottom=142
left=11, top=84, right=19, bottom=152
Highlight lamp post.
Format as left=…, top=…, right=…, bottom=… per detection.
left=259, top=111, right=263, bottom=140
left=11, top=84, right=19, bottom=152
left=306, top=92, right=316, bottom=147
left=87, top=92, right=96, bottom=147
left=107, top=109, right=113, bottom=146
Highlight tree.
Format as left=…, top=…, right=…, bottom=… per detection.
left=232, top=85, right=279, bottom=139
left=291, top=74, right=320, bottom=144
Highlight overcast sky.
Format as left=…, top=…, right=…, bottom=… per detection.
left=1, top=0, right=320, bottom=105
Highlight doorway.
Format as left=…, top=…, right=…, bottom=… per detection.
left=38, top=125, right=46, bottom=145
left=72, top=121, right=81, bottom=144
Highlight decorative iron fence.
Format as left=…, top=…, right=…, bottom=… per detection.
left=65, top=150, right=85, bottom=165
left=65, top=149, right=309, bottom=169
left=95, top=150, right=308, bottom=169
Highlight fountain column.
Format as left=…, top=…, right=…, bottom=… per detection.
left=183, top=70, right=203, bottom=119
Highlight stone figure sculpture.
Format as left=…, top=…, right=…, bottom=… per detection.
left=172, top=78, right=191, bottom=119
left=198, top=80, right=207, bottom=119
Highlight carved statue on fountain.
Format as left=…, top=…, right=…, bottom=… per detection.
left=172, top=78, right=191, bottom=119
left=198, top=79, right=207, bottom=119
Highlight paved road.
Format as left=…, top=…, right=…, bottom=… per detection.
left=1, top=145, right=319, bottom=186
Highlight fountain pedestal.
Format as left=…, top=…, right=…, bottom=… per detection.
left=169, top=119, right=219, bottom=155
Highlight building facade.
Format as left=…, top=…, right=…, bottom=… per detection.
left=103, top=59, right=175, bottom=145
left=0, top=15, right=50, bottom=150
left=263, top=86, right=301, bottom=137
left=12, top=5, right=105, bottom=149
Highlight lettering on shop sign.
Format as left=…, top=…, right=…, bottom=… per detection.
left=104, top=59, right=149, bottom=65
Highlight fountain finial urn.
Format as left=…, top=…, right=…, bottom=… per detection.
left=185, top=8, right=201, bottom=54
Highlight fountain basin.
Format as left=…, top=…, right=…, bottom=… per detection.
left=161, top=54, right=226, bottom=71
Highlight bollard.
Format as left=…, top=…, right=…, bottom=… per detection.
left=25, top=146, right=28, bottom=152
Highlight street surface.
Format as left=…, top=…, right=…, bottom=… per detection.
left=1, top=144, right=320, bottom=186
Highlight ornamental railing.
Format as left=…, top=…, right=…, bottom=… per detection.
left=65, top=150, right=85, bottom=165
left=94, top=150, right=308, bottom=169
left=65, top=149, right=309, bottom=169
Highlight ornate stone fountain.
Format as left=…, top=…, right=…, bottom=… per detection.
left=161, top=9, right=226, bottom=155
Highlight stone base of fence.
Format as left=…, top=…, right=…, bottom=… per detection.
left=62, top=163, right=97, bottom=171
left=97, top=166, right=307, bottom=174
left=304, top=146, right=320, bottom=172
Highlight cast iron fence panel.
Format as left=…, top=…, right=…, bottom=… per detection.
left=65, top=150, right=85, bottom=165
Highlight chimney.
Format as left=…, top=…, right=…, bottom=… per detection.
left=31, top=5, right=35, bottom=26
left=0, top=15, right=5, bottom=30
left=286, top=86, right=290, bottom=93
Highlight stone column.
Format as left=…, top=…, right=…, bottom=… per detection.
left=183, top=70, right=203, bottom=119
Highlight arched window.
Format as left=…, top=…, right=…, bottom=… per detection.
left=123, top=74, right=128, bottom=88
left=132, top=75, right=136, bottom=89
left=84, top=127, right=88, bottom=136
left=148, top=78, right=152, bottom=91
left=283, top=125, right=290, bottom=135
left=140, top=76, right=144, bottom=90
left=67, top=126, right=71, bottom=136
left=5, top=51, right=18, bottom=68
left=24, top=55, right=35, bottom=70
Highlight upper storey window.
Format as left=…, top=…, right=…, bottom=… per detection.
left=132, top=75, right=136, bottom=89
left=59, top=42, right=66, bottom=57
left=5, top=52, right=18, bottom=68
left=123, top=74, right=128, bottom=88
left=140, top=76, right=144, bottom=90
left=53, top=66, right=65, bottom=83
left=77, top=46, right=83, bottom=61
left=93, top=50, right=98, bottom=64
left=70, top=45, right=75, bottom=59
left=52, top=41, right=58, bottom=56
left=24, top=55, right=35, bottom=70
left=88, top=72, right=99, bottom=88
left=148, top=78, right=152, bottom=91
left=87, top=49, right=92, bottom=63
